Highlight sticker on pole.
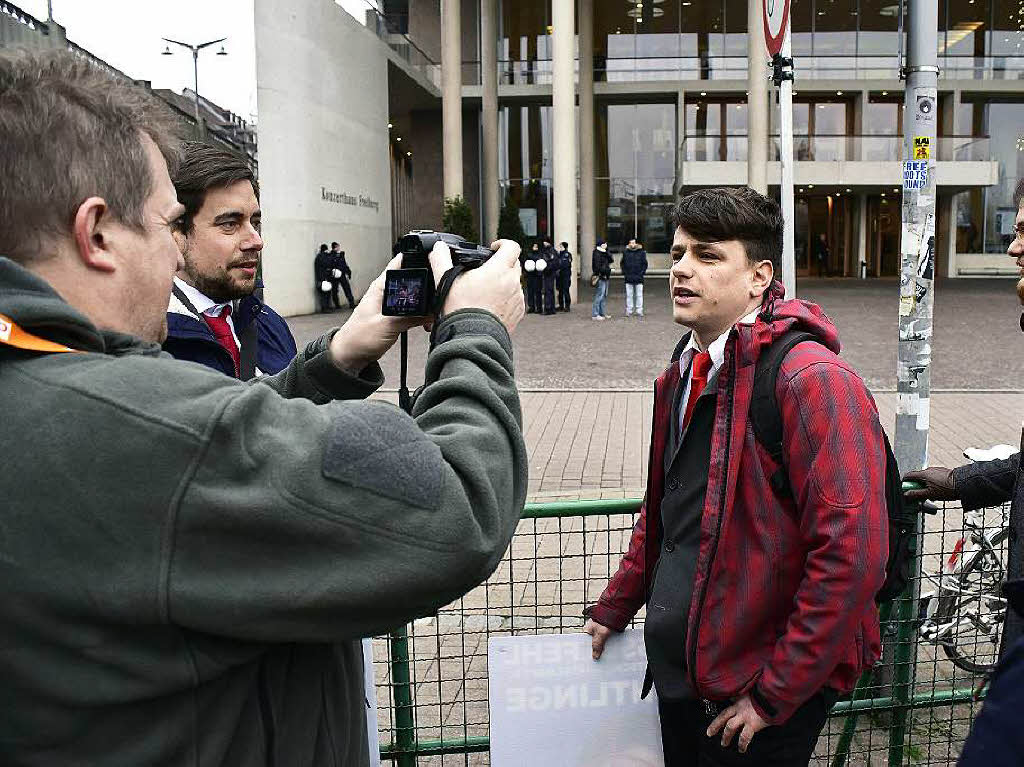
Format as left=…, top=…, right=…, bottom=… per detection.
left=762, top=0, right=791, bottom=56
left=488, top=631, right=664, bottom=766
left=903, top=160, right=928, bottom=191
left=913, top=136, right=930, bottom=160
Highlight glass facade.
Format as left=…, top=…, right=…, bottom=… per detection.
left=487, top=0, right=1024, bottom=84
left=956, top=100, right=1024, bottom=255
left=480, top=0, right=1023, bottom=271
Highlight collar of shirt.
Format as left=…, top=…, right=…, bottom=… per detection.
left=174, top=277, right=231, bottom=319
left=677, top=309, right=760, bottom=381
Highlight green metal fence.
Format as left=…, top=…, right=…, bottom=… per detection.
left=370, top=488, right=1008, bottom=765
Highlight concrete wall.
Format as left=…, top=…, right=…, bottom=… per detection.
left=255, top=0, right=392, bottom=316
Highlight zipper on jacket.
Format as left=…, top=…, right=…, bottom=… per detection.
left=688, top=346, right=735, bottom=691
left=258, top=660, right=276, bottom=767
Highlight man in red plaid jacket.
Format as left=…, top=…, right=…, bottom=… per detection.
left=584, top=187, right=889, bottom=766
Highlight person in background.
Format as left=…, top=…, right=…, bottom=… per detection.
left=540, top=239, right=558, bottom=316
left=557, top=241, right=572, bottom=312
left=523, top=242, right=543, bottom=314
left=164, top=141, right=296, bottom=379
left=314, top=243, right=335, bottom=313
left=621, top=238, right=648, bottom=318
left=330, top=241, right=356, bottom=310
left=591, top=238, right=613, bottom=321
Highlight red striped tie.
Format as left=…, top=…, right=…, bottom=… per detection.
left=204, top=305, right=240, bottom=376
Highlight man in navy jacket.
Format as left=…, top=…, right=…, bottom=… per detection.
left=164, top=142, right=296, bottom=377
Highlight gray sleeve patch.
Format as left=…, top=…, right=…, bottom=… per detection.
left=322, top=401, right=444, bottom=510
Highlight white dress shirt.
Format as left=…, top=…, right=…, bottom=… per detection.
left=174, top=277, right=239, bottom=348
left=676, top=309, right=760, bottom=434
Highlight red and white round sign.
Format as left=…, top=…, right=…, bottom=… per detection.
left=762, top=0, right=791, bottom=56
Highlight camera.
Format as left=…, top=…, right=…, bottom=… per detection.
left=382, top=231, right=494, bottom=316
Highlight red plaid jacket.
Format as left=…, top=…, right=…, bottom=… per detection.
left=588, top=290, right=889, bottom=725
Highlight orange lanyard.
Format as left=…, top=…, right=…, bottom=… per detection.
left=0, top=313, right=81, bottom=354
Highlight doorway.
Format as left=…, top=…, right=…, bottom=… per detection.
left=867, top=194, right=902, bottom=276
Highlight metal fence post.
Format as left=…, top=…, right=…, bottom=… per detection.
left=389, top=624, right=417, bottom=767
left=887, top=497, right=924, bottom=766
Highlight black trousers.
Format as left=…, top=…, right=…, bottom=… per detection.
left=334, top=277, right=355, bottom=308
left=526, top=274, right=542, bottom=312
left=557, top=275, right=571, bottom=310
left=657, top=690, right=835, bottom=767
left=317, top=288, right=333, bottom=313
left=542, top=276, right=557, bottom=314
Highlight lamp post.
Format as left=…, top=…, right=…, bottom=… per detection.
left=161, top=37, right=227, bottom=139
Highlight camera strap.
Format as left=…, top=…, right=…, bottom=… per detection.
left=399, top=264, right=471, bottom=415
left=427, top=264, right=471, bottom=346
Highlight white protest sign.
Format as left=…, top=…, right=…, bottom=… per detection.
left=488, top=630, right=664, bottom=766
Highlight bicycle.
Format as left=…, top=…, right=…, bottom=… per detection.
left=916, top=444, right=1015, bottom=675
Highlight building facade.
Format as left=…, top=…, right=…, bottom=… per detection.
left=430, top=0, right=1021, bottom=279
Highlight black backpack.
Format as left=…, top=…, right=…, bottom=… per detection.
left=749, top=330, right=915, bottom=604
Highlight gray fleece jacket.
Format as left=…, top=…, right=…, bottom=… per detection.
left=0, top=257, right=527, bottom=766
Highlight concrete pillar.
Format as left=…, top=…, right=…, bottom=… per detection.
left=578, top=0, right=596, bottom=287
left=481, top=0, right=499, bottom=242
left=746, top=0, right=768, bottom=193
left=856, top=193, right=869, bottom=279
left=441, top=0, right=463, bottom=200
left=676, top=89, right=686, bottom=193
left=552, top=0, right=578, bottom=299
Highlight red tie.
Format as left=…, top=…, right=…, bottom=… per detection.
left=204, top=305, right=240, bottom=376
left=682, top=351, right=713, bottom=430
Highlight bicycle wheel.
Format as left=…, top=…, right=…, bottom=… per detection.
left=930, top=527, right=1009, bottom=675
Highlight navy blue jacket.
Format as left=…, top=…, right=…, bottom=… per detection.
left=958, top=580, right=1024, bottom=766
left=164, top=289, right=298, bottom=378
left=620, top=247, right=648, bottom=284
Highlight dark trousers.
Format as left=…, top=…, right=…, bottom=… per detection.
left=542, top=276, right=557, bottom=314
left=526, top=274, right=542, bottom=312
left=557, top=275, right=571, bottom=310
left=317, top=290, right=333, bottom=313
left=657, top=690, right=834, bottom=767
left=334, top=277, right=355, bottom=308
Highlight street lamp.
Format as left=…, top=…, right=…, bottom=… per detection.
left=161, top=36, right=228, bottom=138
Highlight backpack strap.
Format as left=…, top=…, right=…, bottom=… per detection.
left=750, top=330, right=821, bottom=496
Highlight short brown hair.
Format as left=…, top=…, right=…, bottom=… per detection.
left=0, top=50, right=181, bottom=264
left=172, top=141, right=259, bottom=235
left=669, top=187, right=783, bottom=272
left=1013, top=178, right=1024, bottom=209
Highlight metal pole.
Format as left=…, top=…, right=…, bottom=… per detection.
left=779, top=29, right=796, bottom=298
left=747, top=0, right=768, bottom=194
left=480, top=0, right=499, bottom=242
left=388, top=624, right=416, bottom=767
left=192, top=48, right=204, bottom=139
left=891, top=0, right=939, bottom=758
left=895, top=0, right=938, bottom=475
left=551, top=0, right=577, bottom=277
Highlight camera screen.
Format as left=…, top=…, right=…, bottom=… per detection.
left=383, top=272, right=429, bottom=316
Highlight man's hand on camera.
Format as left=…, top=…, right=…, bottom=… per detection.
left=428, top=238, right=525, bottom=333
left=329, top=253, right=425, bottom=375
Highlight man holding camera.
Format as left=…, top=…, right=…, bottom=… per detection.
left=584, top=188, right=888, bottom=766
left=163, top=141, right=296, bottom=379
left=0, top=50, right=526, bottom=767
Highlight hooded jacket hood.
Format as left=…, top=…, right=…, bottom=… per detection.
left=0, top=256, right=161, bottom=358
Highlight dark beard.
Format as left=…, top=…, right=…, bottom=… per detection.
left=181, top=251, right=255, bottom=304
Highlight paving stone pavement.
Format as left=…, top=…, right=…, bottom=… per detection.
left=285, top=280, right=1021, bottom=765
left=287, top=276, right=1024, bottom=391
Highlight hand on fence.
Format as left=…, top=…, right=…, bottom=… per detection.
left=903, top=467, right=958, bottom=501
left=583, top=619, right=613, bottom=660
left=707, top=694, right=769, bottom=753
